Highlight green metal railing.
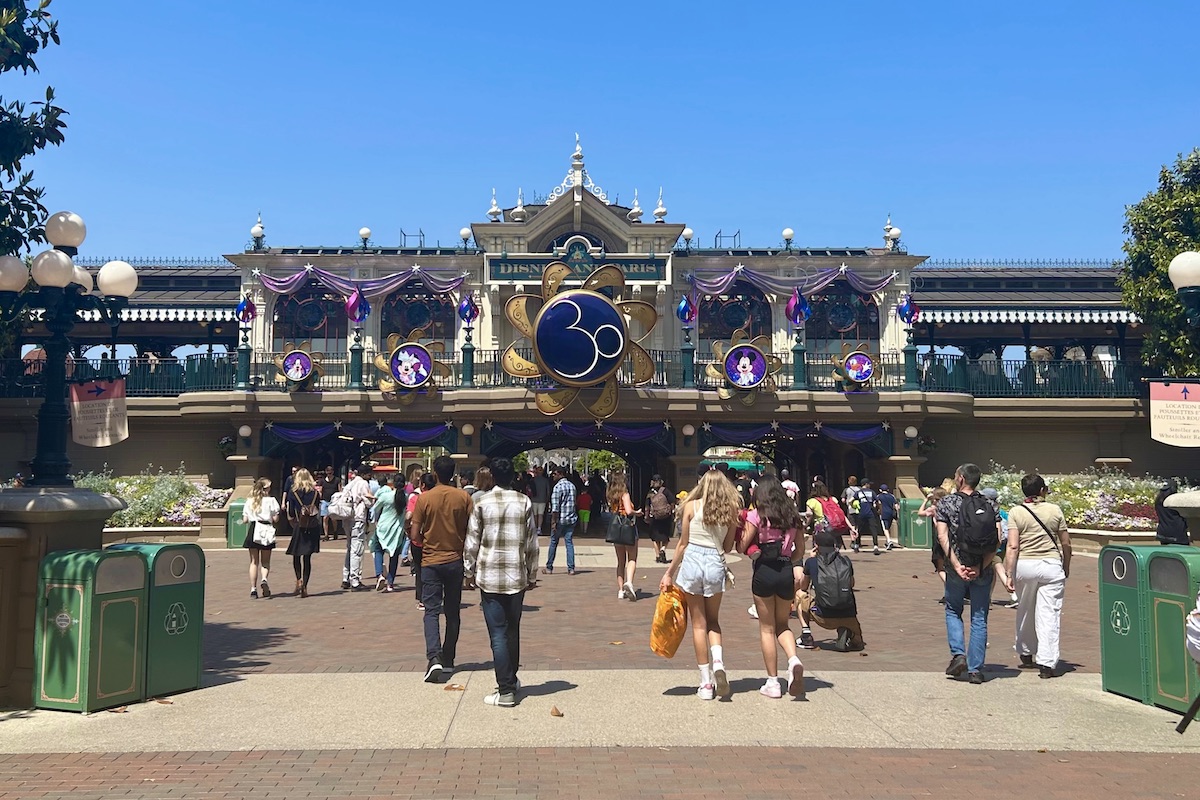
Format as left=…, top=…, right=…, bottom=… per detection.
left=0, top=353, right=1152, bottom=399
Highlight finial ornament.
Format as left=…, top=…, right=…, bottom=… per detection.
left=653, top=187, right=667, bottom=222
left=487, top=188, right=501, bottom=221
left=510, top=188, right=528, bottom=223
left=627, top=189, right=643, bottom=223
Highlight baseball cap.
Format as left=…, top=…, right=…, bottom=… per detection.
left=879, top=483, right=889, bottom=492
left=651, top=473, right=664, bottom=482
left=980, top=488, right=999, bottom=501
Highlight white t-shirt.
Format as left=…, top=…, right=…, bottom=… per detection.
left=781, top=479, right=800, bottom=500
left=243, top=496, right=280, bottom=524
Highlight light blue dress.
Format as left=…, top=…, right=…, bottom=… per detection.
left=374, top=486, right=405, bottom=556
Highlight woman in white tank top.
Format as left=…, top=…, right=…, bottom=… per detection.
left=660, top=469, right=740, bottom=700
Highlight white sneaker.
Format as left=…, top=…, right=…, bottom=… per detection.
left=747, top=604, right=759, bottom=619
left=759, top=680, right=782, bottom=699
left=712, top=662, right=729, bottom=698
left=483, top=691, right=516, bottom=707
left=623, top=582, right=637, bottom=601
left=617, top=590, right=625, bottom=600
left=788, top=658, right=806, bottom=698
left=697, top=683, right=715, bottom=700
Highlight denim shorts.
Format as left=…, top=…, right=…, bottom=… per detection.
left=319, top=500, right=330, bottom=517
left=675, top=544, right=726, bottom=597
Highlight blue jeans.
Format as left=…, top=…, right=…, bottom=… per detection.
left=421, top=559, right=463, bottom=665
left=944, top=564, right=994, bottom=673
left=480, top=590, right=524, bottom=694
left=546, top=522, right=576, bottom=571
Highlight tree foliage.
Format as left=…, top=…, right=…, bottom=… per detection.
left=0, top=0, right=65, bottom=257
left=1118, top=149, right=1200, bottom=376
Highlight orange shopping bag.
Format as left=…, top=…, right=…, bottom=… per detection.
left=650, top=584, right=688, bottom=658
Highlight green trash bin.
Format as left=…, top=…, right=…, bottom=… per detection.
left=1146, top=549, right=1200, bottom=713
left=1099, top=545, right=1153, bottom=703
left=227, top=498, right=248, bottom=549
left=35, top=549, right=148, bottom=712
left=109, top=543, right=205, bottom=698
left=909, top=503, right=933, bottom=550
left=898, top=498, right=920, bottom=548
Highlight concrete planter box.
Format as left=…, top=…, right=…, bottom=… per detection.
left=102, top=526, right=206, bottom=546
left=1066, top=528, right=1157, bottom=554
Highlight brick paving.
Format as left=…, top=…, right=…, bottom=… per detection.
left=0, top=748, right=1195, bottom=799
left=203, top=538, right=1101, bottom=678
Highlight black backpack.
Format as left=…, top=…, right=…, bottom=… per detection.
left=954, top=492, right=998, bottom=565
left=814, top=551, right=856, bottom=617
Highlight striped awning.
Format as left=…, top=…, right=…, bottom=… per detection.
left=920, top=309, right=1140, bottom=324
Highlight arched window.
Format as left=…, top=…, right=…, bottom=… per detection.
left=804, top=281, right=880, bottom=355
left=272, top=284, right=348, bottom=354
left=380, top=287, right=456, bottom=342
left=699, top=281, right=771, bottom=342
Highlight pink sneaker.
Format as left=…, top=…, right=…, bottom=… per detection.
left=759, top=681, right=782, bottom=699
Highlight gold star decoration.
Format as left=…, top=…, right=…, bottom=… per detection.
left=705, top=328, right=782, bottom=406
left=274, top=341, right=325, bottom=393
left=502, top=262, right=656, bottom=418
left=374, top=330, right=453, bottom=405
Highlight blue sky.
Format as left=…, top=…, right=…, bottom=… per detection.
left=13, top=1, right=1199, bottom=260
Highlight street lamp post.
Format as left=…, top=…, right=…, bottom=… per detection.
left=0, top=211, right=138, bottom=486
left=1169, top=251, right=1200, bottom=326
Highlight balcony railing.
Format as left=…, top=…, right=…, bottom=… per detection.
left=0, top=353, right=1152, bottom=399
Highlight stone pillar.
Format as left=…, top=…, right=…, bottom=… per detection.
left=0, top=488, right=124, bottom=709
left=888, top=455, right=927, bottom=499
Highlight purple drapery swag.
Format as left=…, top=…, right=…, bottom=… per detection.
left=688, top=265, right=897, bottom=297
left=266, top=422, right=452, bottom=444
left=704, top=422, right=885, bottom=445
left=258, top=265, right=468, bottom=299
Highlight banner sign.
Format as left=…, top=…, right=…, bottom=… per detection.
left=487, top=241, right=667, bottom=282
left=1149, top=381, right=1200, bottom=447
left=69, top=379, right=129, bottom=447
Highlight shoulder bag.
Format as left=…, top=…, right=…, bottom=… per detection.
left=605, top=511, right=638, bottom=546
left=1019, top=504, right=1062, bottom=559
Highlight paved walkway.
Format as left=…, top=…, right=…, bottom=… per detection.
left=3, top=539, right=1198, bottom=798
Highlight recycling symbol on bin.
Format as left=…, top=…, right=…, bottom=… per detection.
left=164, top=602, right=189, bottom=636
left=1110, top=601, right=1131, bottom=636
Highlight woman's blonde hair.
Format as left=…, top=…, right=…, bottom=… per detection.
left=293, top=468, right=316, bottom=494
left=682, top=469, right=740, bottom=530
left=247, top=477, right=271, bottom=515
left=474, top=466, right=494, bottom=492
left=606, top=472, right=628, bottom=508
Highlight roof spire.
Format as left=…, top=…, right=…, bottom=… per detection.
left=627, top=189, right=643, bottom=223
left=487, top=188, right=501, bottom=222
left=510, top=188, right=527, bottom=223
left=653, top=187, right=667, bottom=223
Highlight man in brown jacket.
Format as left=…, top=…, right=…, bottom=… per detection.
left=410, top=455, right=473, bottom=683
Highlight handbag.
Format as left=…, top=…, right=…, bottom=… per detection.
left=605, top=512, right=638, bottom=546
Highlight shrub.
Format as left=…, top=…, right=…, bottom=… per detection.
left=74, top=463, right=232, bottom=527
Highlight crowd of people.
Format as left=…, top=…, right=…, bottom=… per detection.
left=237, top=455, right=1076, bottom=704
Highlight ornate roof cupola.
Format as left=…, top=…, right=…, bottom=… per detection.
left=883, top=215, right=903, bottom=251
left=627, top=189, right=643, bottom=223
left=510, top=188, right=528, bottom=223
left=653, top=187, right=668, bottom=223
left=487, top=188, right=502, bottom=222
left=547, top=133, right=609, bottom=205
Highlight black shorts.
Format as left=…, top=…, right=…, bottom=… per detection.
left=751, top=557, right=795, bottom=600
left=647, top=517, right=673, bottom=543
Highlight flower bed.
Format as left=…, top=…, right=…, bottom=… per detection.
left=984, top=463, right=1168, bottom=532
left=74, top=464, right=233, bottom=527
left=925, top=464, right=1177, bottom=532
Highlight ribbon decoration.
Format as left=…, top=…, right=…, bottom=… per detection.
left=258, top=265, right=468, bottom=299
left=235, top=294, right=257, bottom=324
left=458, top=294, right=480, bottom=324
left=785, top=289, right=811, bottom=325
left=689, top=264, right=897, bottom=297
left=345, top=286, right=371, bottom=324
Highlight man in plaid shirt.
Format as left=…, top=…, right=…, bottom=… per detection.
left=545, top=465, right=578, bottom=574
left=465, top=457, right=539, bottom=707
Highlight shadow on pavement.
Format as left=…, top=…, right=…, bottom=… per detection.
left=203, top=621, right=293, bottom=681
left=519, top=679, right=578, bottom=697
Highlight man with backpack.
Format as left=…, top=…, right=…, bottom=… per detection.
left=644, top=474, right=675, bottom=564
left=796, top=528, right=864, bottom=651
left=934, top=462, right=1002, bottom=685
left=854, top=479, right=885, bottom=555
